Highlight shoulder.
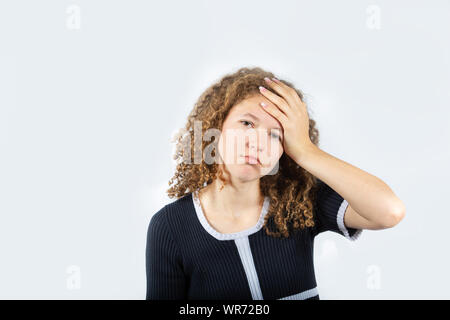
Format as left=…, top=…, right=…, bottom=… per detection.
left=148, top=192, right=195, bottom=234
left=147, top=204, right=169, bottom=238
left=166, top=192, right=195, bottom=214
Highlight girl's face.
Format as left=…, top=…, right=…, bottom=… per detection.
left=217, top=94, right=284, bottom=182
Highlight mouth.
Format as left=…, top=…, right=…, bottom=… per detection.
left=242, top=155, right=260, bottom=165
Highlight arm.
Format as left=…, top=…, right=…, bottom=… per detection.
left=293, top=143, right=406, bottom=230
left=146, top=206, right=187, bottom=299
left=257, top=77, right=405, bottom=230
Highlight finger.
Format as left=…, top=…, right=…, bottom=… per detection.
left=272, top=78, right=306, bottom=108
left=264, top=77, right=300, bottom=108
left=258, top=86, right=292, bottom=117
left=259, top=101, right=288, bottom=129
left=271, top=79, right=309, bottom=119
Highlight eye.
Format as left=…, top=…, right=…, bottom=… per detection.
left=271, top=132, right=282, bottom=142
left=240, top=120, right=253, bottom=128
left=271, top=132, right=280, bottom=140
left=241, top=120, right=282, bottom=142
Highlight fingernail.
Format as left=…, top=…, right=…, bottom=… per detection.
left=259, top=86, right=266, bottom=91
left=260, top=102, right=266, bottom=107
left=264, top=77, right=271, bottom=83
left=272, top=77, right=280, bottom=82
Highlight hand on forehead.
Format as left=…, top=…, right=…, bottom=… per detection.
left=230, top=96, right=284, bottom=132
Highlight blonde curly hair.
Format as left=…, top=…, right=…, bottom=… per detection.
left=167, top=66, right=322, bottom=238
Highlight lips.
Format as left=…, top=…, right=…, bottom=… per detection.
left=243, top=155, right=260, bottom=164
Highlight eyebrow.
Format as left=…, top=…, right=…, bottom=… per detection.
left=241, top=112, right=282, bottom=131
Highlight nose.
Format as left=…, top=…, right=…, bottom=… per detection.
left=247, top=137, right=263, bottom=153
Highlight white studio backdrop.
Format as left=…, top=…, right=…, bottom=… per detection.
left=0, top=0, right=449, bottom=299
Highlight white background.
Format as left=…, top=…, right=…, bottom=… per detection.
left=0, top=0, right=449, bottom=299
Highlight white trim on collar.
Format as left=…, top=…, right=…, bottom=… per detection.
left=191, top=191, right=270, bottom=241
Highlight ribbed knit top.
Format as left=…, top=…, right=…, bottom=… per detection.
left=146, top=180, right=363, bottom=300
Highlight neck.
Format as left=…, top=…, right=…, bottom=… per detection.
left=199, top=176, right=264, bottom=220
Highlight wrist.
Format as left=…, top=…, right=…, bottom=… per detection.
left=292, top=142, right=318, bottom=166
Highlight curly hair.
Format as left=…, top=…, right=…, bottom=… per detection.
left=167, top=66, right=322, bottom=238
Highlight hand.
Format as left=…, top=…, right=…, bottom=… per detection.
left=258, top=77, right=314, bottom=162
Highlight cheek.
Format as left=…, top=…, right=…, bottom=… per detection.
left=273, top=146, right=284, bottom=163
left=276, top=141, right=284, bottom=154
left=217, top=131, right=238, bottom=162
left=218, top=127, right=247, bottom=154
left=267, top=140, right=284, bottom=158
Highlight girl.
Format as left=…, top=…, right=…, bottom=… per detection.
left=146, top=67, right=405, bottom=300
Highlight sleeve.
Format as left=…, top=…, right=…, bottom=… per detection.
left=312, top=179, right=363, bottom=241
left=146, top=205, right=187, bottom=300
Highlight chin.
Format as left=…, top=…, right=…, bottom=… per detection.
left=228, top=164, right=261, bottom=181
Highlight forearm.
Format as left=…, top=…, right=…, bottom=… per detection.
left=293, top=143, right=405, bottom=225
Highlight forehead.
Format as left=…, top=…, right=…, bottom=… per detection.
left=228, top=94, right=282, bottom=130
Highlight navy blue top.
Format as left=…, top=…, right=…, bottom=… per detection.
left=146, top=180, right=363, bottom=300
